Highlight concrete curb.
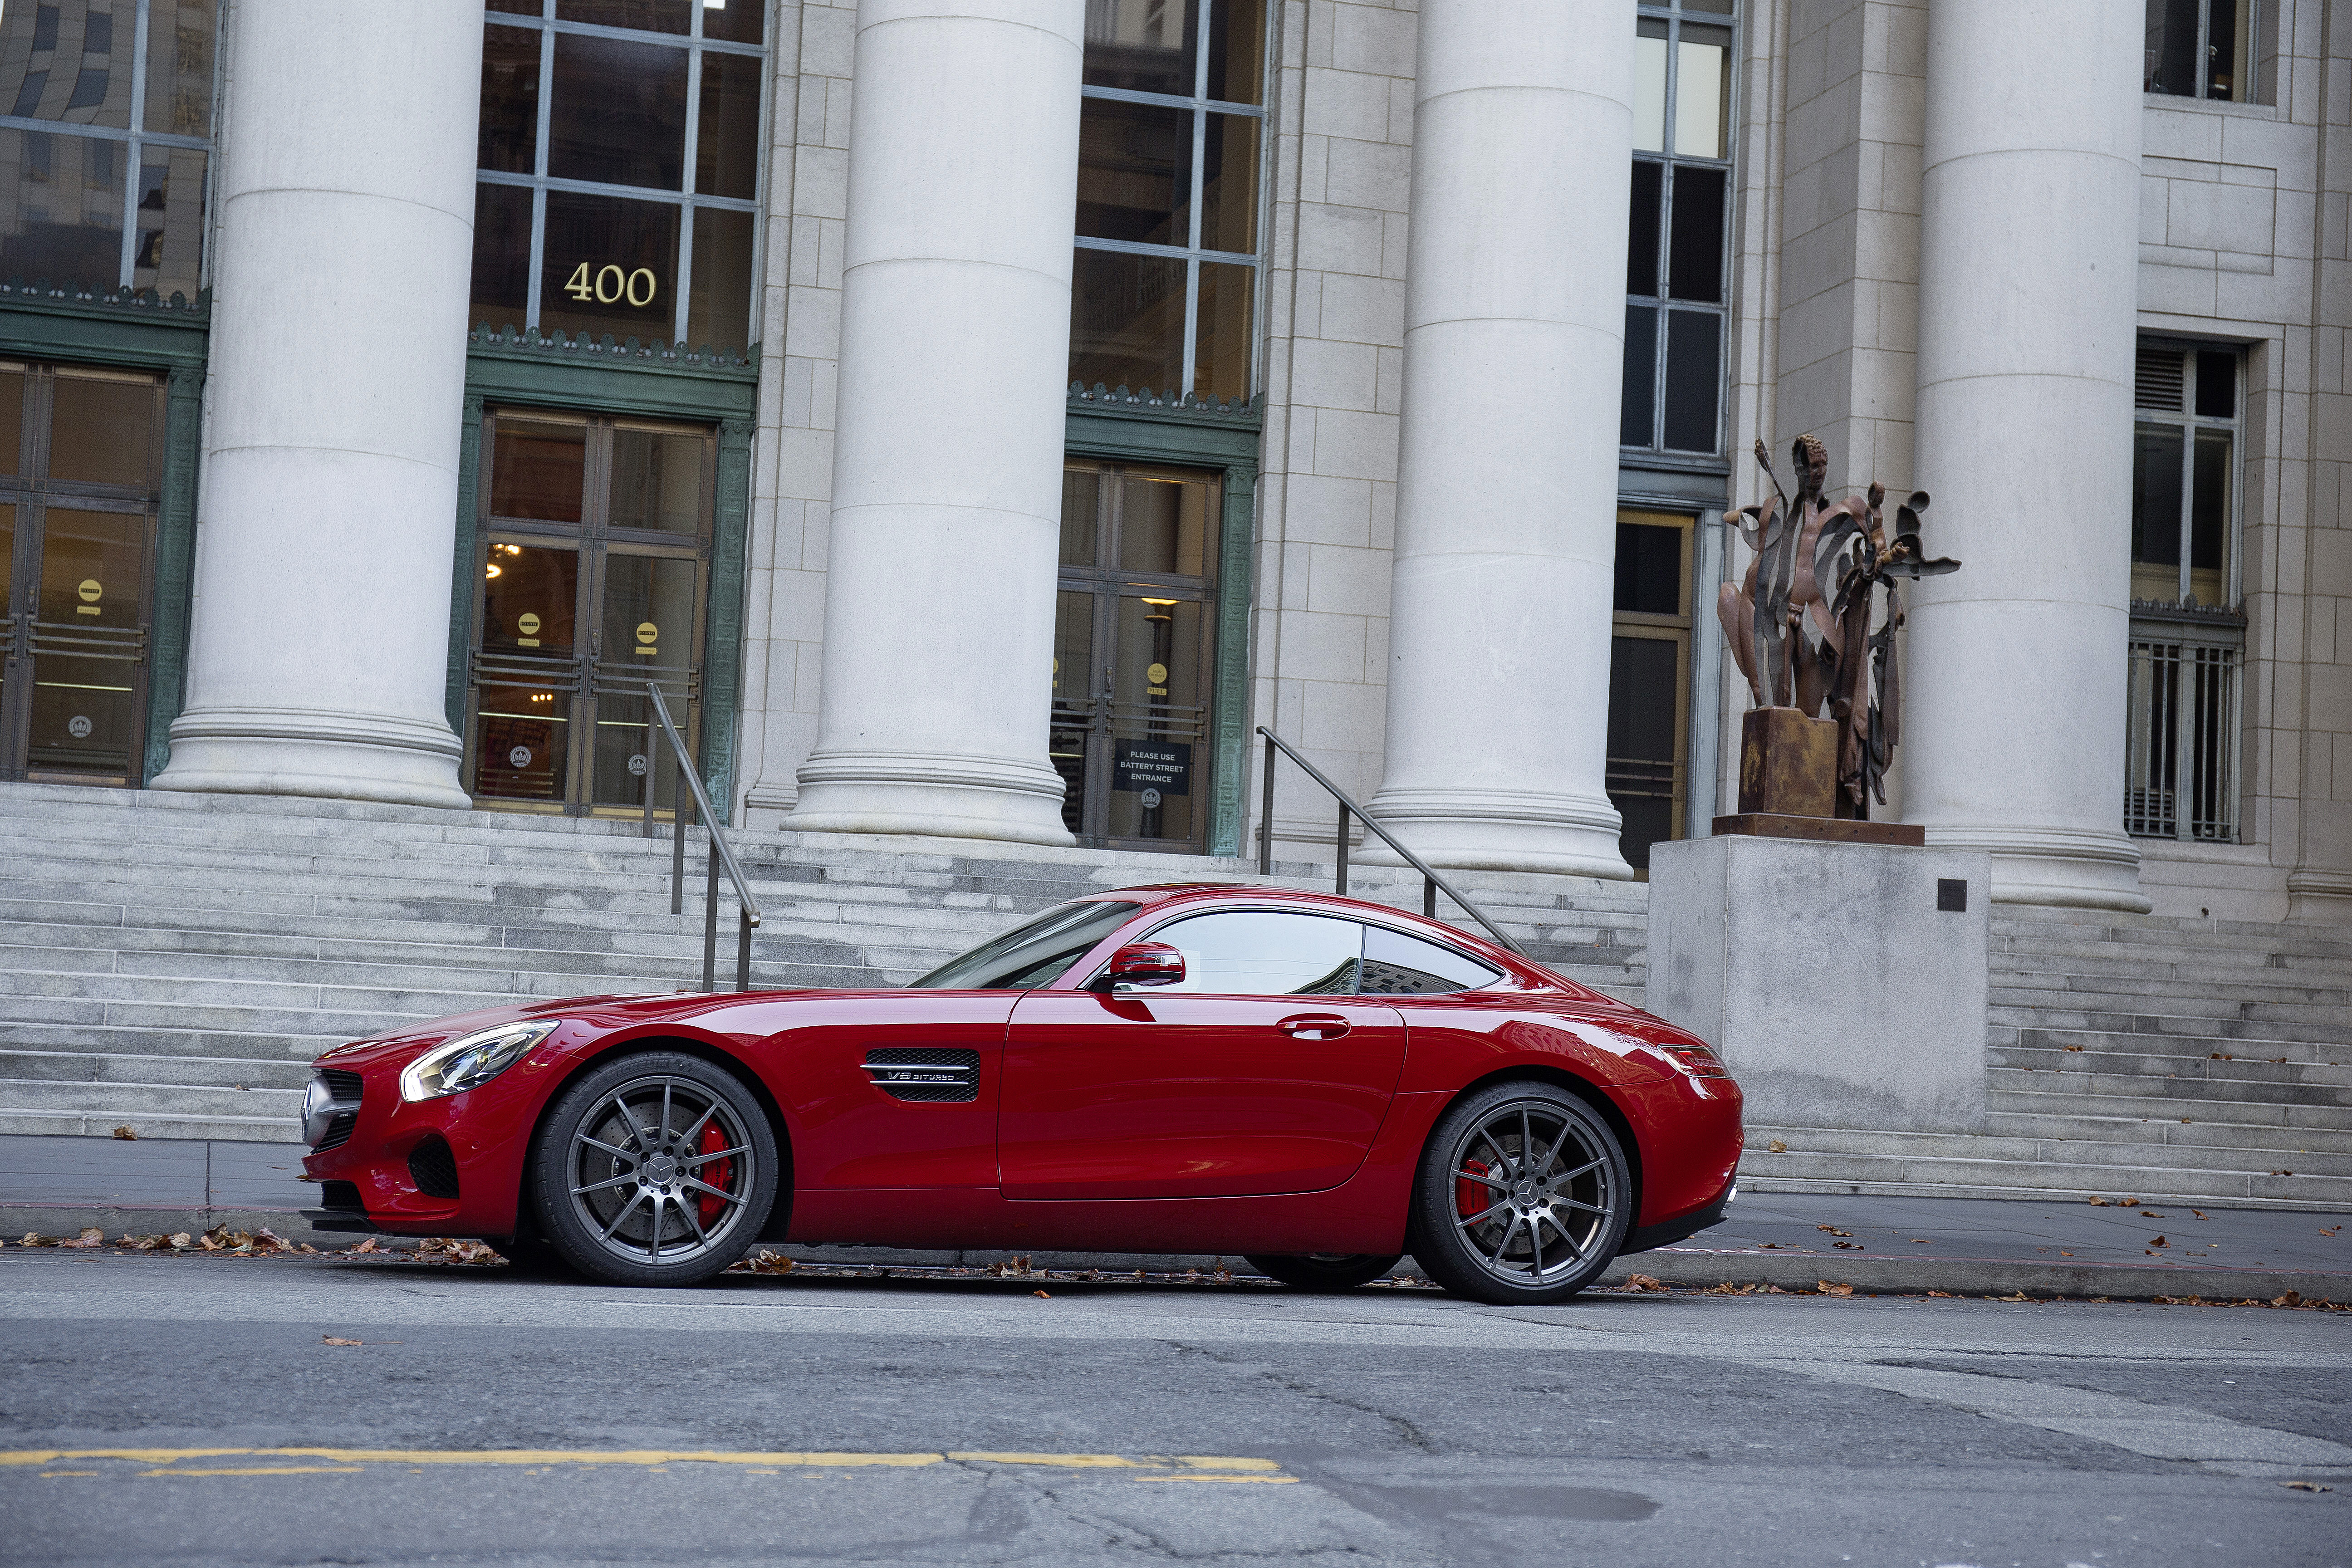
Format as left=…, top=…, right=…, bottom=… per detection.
left=8, top=1213, right=2341, bottom=1304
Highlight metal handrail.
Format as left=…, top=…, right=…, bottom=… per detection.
left=644, top=682, right=762, bottom=991
left=1254, top=727, right=1527, bottom=956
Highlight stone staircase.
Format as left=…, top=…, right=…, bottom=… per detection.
left=0, top=781, right=1648, bottom=1143
left=1744, top=909, right=2352, bottom=1210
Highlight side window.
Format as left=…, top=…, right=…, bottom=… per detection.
left=1358, top=926, right=1501, bottom=995
left=1146, top=912, right=1363, bottom=996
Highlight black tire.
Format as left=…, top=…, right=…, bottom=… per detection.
left=1243, top=1253, right=1402, bottom=1291
left=1407, top=1081, right=1631, bottom=1305
left=527, top=1051, right=778, bottom=1287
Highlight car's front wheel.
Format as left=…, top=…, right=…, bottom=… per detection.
left=527, top=1051, right=778, bottom=1287
left=1408, top=1081, right=1630, bottom=1305
left=1242, top=1253, right=1402, bottom=1291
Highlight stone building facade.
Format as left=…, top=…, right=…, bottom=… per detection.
left=0, top=0, right=2343, bottom=925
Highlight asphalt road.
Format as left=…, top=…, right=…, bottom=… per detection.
left=1, top=1253, right=2347, bottom=1567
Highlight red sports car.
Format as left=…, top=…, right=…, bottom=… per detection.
left=299, top=885, right=1742, bottom=1304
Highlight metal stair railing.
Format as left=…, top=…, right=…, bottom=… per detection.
left=1254, top=727, right=1527, bottom=956
left=643, top=682, right=762, bottom=990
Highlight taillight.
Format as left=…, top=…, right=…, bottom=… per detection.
left=1663, top=1044, right=1734, bottom=1079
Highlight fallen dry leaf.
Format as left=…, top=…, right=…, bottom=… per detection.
left=167, top=1232, right=193, bottom=1250
left=1926, top=1290, right=1958, bottom=1298
left=1911, top=1238, right=1931, bottom=1244
left=1817, top=1225, right=1852, bottom=1237
left=2282, top=1481, right=2332, bottom=1493
left=1833, top=1241, right=1861, bottom=1250
left=322, top=1337, right=363, bottom=1347
left=352, top=1238, right=380, bottom=1254
left=2150, top=1236, right=2168, bottom=1247
left=1816, top=1281, right=1855, bottom=1296
left=1623, top=1273, right=1667, bottom=1292
left=1765, top=1139, right=1787, bottom=1154
left=60, top=1228, right=103, bottom=1250
left=2087, top=1197, right=2109, bottom=1206
left=1033, top=1290, right=1052, bottom=1299
left=2274, top=1291, right=2304, bottom=1308
left=111, top=1125, right=137, bottom=1141
left=2120, top=1198, right=2140, bottom=1208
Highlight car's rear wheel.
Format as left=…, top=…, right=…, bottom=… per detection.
left=1242, top=1253, right=1402, bottom=1291
left=528, top=1051, right=777, bottom=1287
left=1408, top=1081, right=1630, bottom=1305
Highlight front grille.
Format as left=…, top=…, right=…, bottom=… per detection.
left=316, top=1112, right=358, bottom=1152
left=322, top=1069, right=363, bottom=1100
left=407, top=1136, right=461, bottom=1200
left=863, top=1047, right=980, bottom=1103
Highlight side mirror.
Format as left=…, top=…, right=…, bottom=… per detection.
left=1090, top=941, right=1185, bottom=992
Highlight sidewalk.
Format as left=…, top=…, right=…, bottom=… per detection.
left=3, top=1134, right=2345, bottom=1300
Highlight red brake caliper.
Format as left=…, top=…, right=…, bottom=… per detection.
left=696, top=1121, right=733, bottom=1229
left=1457, top=1158, right=1490, bottom=1223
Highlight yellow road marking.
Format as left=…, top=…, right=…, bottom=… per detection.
left=142, top=1466, right=364, bottom=1478
left=1, top=1447, right=1291, bottom=1479
left=38, top=1471, right=98, bottom=1478
left=1139, top=1475, right=1300, bottom=1484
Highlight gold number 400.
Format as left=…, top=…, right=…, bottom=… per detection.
left=564, top=263, right=658, bottom=308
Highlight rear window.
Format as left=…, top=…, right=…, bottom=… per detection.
left=1356, top=925, right=1501, bottom=995
left=909, top=901, right=1141, bottom=990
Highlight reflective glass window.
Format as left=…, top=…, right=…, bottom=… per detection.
left=1145, top=912, right=1364, bottom=996
left=1073, top=0, right=1264, bottom=400
left=2145, top=0, right=2261, bottom=103
left=913, top=901, right=1142, bottom=990
left=469, top=6, right=764, bottom=351
left=0, top=3, right=215, bottom=294
left=1622, top=5, right=1734, bottom=456
left=1358, top=927, right=1500, bottom=995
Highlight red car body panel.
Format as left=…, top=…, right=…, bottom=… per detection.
left=301, top=886, right=1743, bottom=1256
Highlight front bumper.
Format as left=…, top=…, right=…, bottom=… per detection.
left=299, top=1054, right=555, bottom=1240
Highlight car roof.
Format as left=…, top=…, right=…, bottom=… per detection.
left=1071, top=883, right=1563, bottom=991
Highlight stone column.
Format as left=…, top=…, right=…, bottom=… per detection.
left=1362, top=0, right=1633, bottom=878
left=154, top=1, right=480, bottom=808
left=1904, top=0, right=2149, bottom=911
left=782, top=0, right=1082, bottom=844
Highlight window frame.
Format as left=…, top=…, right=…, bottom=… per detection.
left=1073, top=5, right=1267, bottom=400
left=2126, top=338, right=2245, bottom=845
left=2142, top=0, right=2263, bottom=103
left=0, top=0, right=218, bottom=297
left=1623, top=1, right=1738, bottom=459
left=474, top=1, right=767, bottom=350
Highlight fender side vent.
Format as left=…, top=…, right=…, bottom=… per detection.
left=863, top=1047, right=979, bottom=1103
left=407, top=1135, right=461, bottom=1200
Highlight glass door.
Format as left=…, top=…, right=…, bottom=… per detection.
left=0, top=363, right=164, bottom=786
left=1055, top=460, right=1217, bottom=852
left=1605, top=508, right=1694, bottom=873
left=466, top=409, right=713, bottom=816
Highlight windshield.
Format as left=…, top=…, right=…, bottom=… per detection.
left=908, top=901, right=1142, bottom=990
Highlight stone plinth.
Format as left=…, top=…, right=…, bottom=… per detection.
left=1647, top=835, right=1990, bottom=1134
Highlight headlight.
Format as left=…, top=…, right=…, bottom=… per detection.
left=398, top=1020, right=562, bottom=1102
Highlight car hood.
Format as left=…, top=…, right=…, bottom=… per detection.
left=311, top=986, right=913, bottom=1067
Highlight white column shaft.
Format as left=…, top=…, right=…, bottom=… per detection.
left=784, top=0, right=1082, bottom=844
left=1906, top=0, right=2149, bottom=911
left=156, top=1, right=481, bottom=808
left=1365, top=0, right=1633, bottom=878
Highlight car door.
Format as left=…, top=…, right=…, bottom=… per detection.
left=772, top=991, right=1021, bottom=1192
left=1000, top=910, right=1407, bottom=1200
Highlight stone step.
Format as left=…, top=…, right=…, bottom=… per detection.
left=0, top=1020, right=364, bottom=1063
left=0, top=1076, right=302, bottom=1121
left=1994, top=1041, right=2351, bottom=1082
left=1990, top=981, right=2352, bottom=1018
left=1984, top=1063, right=2352, bottom=1112
left=1744, top=1122, right=2352, bottom=1177
left=2000, top=1011, right=2352, bottom=1047
left=1991, top=915, right=2352, bottom=960
left=1740, top=1132, right=2352, bottom=1208
left=1987, top=1084, right=2352, bottom=1132
left=1978, top=1108, right=2352, bottom=1156
left=1735, top=1173, right=2347, bottom=1212
left=0, top=1049, right=314, bottom=1089
left=0, top=1107, right=303, bottom=1142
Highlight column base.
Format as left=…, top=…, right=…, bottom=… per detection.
left=1353, top=786, right=1634, bottom=880
left=152, top=706, right=469, bottom=810
left=1919, top=823, right=2151, bottom=913
left=2286, top=870, right=2352, bottom=925
left=784, top=749, right=1076, bottom=847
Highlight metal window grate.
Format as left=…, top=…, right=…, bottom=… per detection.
left=2136, top=343, right=2185, bottom=412
left=2125, top=631, right=2238, bottom=842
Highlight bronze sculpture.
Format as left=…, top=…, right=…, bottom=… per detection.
left=1718, top=435, right=1959, bottom=817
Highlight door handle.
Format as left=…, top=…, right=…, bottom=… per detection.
left=1278, top=1014, right=1350, bottom=1041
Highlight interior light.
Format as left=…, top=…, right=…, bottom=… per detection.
left=1141, top=597, right=1178, bottom=606
left=485, top=564, right=502, bottom=578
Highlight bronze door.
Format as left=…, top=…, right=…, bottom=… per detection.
left=0, top=363, right=163, bottom=786
left=466, top=410, right=712, bottom=816
left=1054, top=461, right=1217, bottom=852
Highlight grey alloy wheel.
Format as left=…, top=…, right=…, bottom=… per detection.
left=1410, top=1083, right=1628, bottom=1304
left=530, top=1052, right=776, bottom=1287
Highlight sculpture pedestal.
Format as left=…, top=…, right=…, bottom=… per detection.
left=1647, top=834, right=1990, bottom=1133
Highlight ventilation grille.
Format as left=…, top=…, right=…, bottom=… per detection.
left=407, top=1136, right=461, bottom=1200
left=863, top=1047, right=980, bottom=1103
left=322, top=1069, right=363, bottom=1100
left=2136, top=343, right=2185, bottom=411
left=314, top=1069, right=364, bottom=1150
left=317, top=1180, right=364, bottom=1214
